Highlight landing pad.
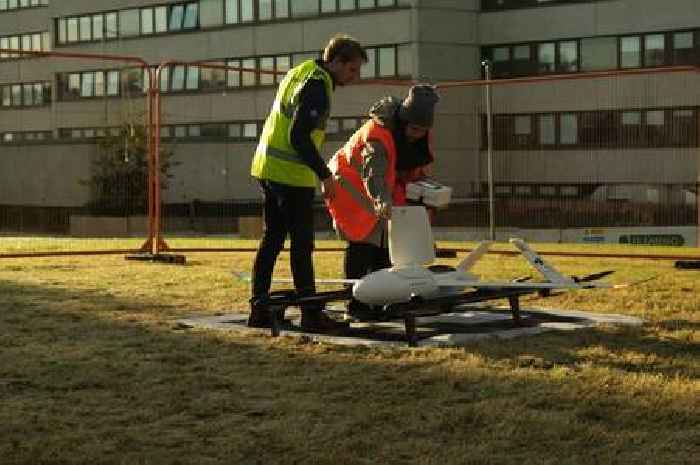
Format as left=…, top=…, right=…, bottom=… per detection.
left=176, top=305, right=643, bottom=348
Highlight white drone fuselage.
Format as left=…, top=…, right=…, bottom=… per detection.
left=352, top=266, right=477, bottom=305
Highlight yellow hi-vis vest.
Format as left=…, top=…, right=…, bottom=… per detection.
left=250, top=60, right=333, bottom=187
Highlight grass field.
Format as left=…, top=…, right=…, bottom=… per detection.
left=0, top=238, right=698, bottom=464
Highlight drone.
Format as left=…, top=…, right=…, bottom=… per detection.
left=235, top=206, right=633, bottom=346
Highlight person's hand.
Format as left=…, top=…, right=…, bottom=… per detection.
left=321, top=177, right=336, bottom=200
left=377, top=203, right=392, bottom=220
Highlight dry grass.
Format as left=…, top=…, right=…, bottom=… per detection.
left=0, top=238, right=698, bottom=465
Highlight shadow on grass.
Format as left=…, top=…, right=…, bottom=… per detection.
left=465, top=323, right=699, bottom=379
left=0, top=279, right=697, bottom=465
left=657, top=319, right=700, bottom=331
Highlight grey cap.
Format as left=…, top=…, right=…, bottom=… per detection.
left=398, top=84, right=440, bottom=128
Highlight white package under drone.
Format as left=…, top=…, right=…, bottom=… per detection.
left=405, top=178, right=452, bottom=208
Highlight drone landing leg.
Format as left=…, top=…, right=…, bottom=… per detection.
left=508, top=295, right=521, bottom=325
left=269, top=304, right=284, bottom=337
left=404, top=314, right=418, bottom=347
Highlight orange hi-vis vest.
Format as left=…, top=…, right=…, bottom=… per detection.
left=326, top=120, right=398, bottom=242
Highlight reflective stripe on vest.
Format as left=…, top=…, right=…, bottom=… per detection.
left=325, top=120, right=397, bottom=242
left=250, top=60, right=333, bottom=187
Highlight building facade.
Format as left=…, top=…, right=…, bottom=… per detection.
left=0, top=0, right=698, bottom=234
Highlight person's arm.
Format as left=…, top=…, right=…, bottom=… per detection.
left=362, top=140, right=392, bottom=218
left=290, top=79, right=332, bottom=182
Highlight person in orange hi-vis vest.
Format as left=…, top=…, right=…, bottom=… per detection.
left=325, top=84, right=440, bottom=320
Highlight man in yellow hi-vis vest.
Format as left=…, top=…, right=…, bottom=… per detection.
left=249, top=35, right=366, bottom=331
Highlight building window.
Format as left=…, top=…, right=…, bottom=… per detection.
left=645, top=110, right=666, bottom=147
left=560, top=113, right=578, bottom=145
left=93, top=14, right=104, bottom=40
left=561, top=185, right=578, bottom=197
left=200, top=61, right=227, bottom=90
left=105, top=12, right=118, bottom=38
left=515, top=185, right=533, bottom=196
left=495, top=185, right=512, bottom=196
left=259, top=0, right=273, bottom=20
left=0, top=31, right=50, bottom=60
left=169, top=4, right=185, bottom=30
left=489, top=46, right=509, bottom=77
left=0, top=0, right=47, bottom=11
left=1, top=131, right=52, bottom=144
left=243, top=122, right=258, bottom=138
left=539, top=185, right=557, bottom=197
left=56, top=2, right=198, bottom=44
left=183, top=2, right=199, bottom=28
left=488, top=107, right=698, bottom=150
left=106, top=71, right=119, bottom=95
left=200, top=123, right=227, bottom=137
left=620, top=36, right=641, bottom=68
left=275, top=0, right=290, bottom=18
left=241, top=58, right=256, bottom=86
left=377, top=46, right=396, bottom=77
left=538, top=114, right=555, bottom=145
left=669, top=109, right=696, bottom=147
left=81, top=72, right=95, bottom=97
left=538, top=42, right=555, bottom=73
left=276, top=56, right=291, bottom=82
left=482, top=0, right=605, bottom=11
left=580, top=37, right=617, bottom=71
left=79, top=16, right=92, bottom=41
left=119, top=9, right=140, bottom=37
left=292, top=0, right=318, bottom=16
left=514, top=115, right=533, bottom=146
left=185, top=66, right=199, bottom=90
left=292, top=51, right=320, bottom=66
left=153, top=65, right=200, bottom=93
left=326, top=119, right=340, bottom=135
left=341, top=117, right=359, bottom=132
left=259, top=56, right=275, bottom=86
left=644, top=34, right=665, bottom=67
left=672, top=31, right=695, bottom=65
left=486, top=27, right=700, bottom=78
left=225, top=0, right=255, bottom=23
left=512, top=44, right=534, bottom=76
left=154, top=6, right=168, bottom=32
left=59, top=70, right=125, bottom=99
left=621, top=110, right=643, bottom=147
left=228, top=123, right=242, bottom=138
left=580, top=111, right=616, bottom=146
left=94, top=72, right=104, bottom=96
left=141, top=8, right=154, bottom=35
left=171, top=65, right=186, bottom=91
left=0, top=81, right=50, bottom=107
left=558, top=41, right=578, bottom=72
left=226, top=59, right=241, bottom=87
left=360, top=45, right=399, bottom=79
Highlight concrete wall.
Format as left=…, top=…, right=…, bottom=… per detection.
left=0, top=143, right=92, bottom=206
left=414, top=1, right=481, bottom=81
left=479, top=0, right=700, bottom=44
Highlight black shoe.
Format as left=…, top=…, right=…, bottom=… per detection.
left=300, top=310, right=350, bottom=332
left=247, top=300, right=287, bottom=328
left=346, top=299, right=383, bottom=321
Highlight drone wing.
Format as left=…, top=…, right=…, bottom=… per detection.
left=232, top=271, right=359, bottom=286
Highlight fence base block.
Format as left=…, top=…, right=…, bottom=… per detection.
left=674, top=260, right=700, bottom=270
left=125, top=253, right=186, bottom=265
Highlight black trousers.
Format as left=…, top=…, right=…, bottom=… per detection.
left=251, top=180, right=317, bottom=303
left=344, top=242, right=391, bottom=280
left=344, top=242, right=391, bottom=313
